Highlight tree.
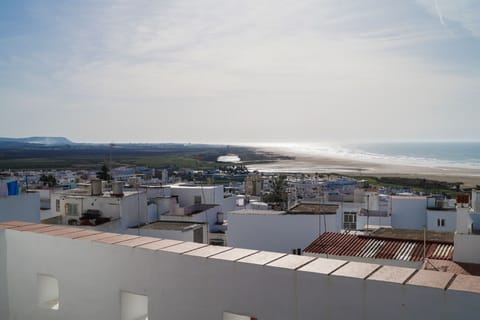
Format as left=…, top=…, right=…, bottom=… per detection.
left=96, top=164, right=111, bottom=181
left=263, top=175, right=288, bottom=209
left=40, top=174, right=57, bottom=187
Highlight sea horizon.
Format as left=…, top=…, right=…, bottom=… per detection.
left=237, top=141, right=480, bottom=171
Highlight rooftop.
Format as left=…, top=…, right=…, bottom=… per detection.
left=2, top=220, right=480, bottom=319
left=287, top=203, right=339, bottom=215
left=370, top=228, right=454, bottom=243
left=140, top=221, right=205, bottom=231
left=169, top=184, right=219, bottom=190
left=304, top=232, right=454, bottom=263
left=55, top=189, right=141, bottom=198
left=228, top=209, right=285, bottom=215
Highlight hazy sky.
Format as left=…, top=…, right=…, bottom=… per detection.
left=1, top=0, right=479, bottom=143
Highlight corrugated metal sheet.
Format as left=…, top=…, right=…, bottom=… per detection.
left=304, top=232, right=454, bottom=262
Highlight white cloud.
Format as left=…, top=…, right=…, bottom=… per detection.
left=416, top=0, right=480, bottom=37
left=1, top=0, right=479, bottom=142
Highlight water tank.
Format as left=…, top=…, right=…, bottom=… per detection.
left=91, top=179, right=103, bottom=196
left=112, top=181, right=124, bottom=197
left=427, top=197, right=436, bottom=209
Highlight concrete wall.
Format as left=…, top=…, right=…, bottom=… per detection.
left=126, top=227, right=201, bottom=243
left=227, top=213, right=337, bottom=253
left=50, top=192, right=147, bottom=227
left=426, top=210, right=456, bottom=232
left=304, top=252, right=423, bottom=269
left=472, top=190, right=480, bottom=212
left=0, top=231, right=9, bottom=319
left=454, top=233, right=480, bottom=264
left=161, top=206, right=219, bottom=233
left=0, top=192, right=40, bottom=223
left=171, top=185, right=223, bottom=207
left=119, top=193, right=148, bottom=229
left=356, top=215, right=391, bottom=230
left=391, top=197, right=426, bottom=230
left=170, top=185, right=236, bottom=213
left=1, top=229, right=480, bottom=320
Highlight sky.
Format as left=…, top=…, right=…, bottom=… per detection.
left=0, top=0, right=479, bottom=143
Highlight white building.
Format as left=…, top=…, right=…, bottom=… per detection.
left=50, top=182, right=147, bottom=231
left=454, top=207, right=480, bottom=264
left=160, top=204, right=226, bottom=245
left=0, top=192, right=40, bottom=223
left=169, top=184, right=236, bottom=213
left=472, top=189, right=480, bottom=212
left=390, top=196, right=427, bottom=230
left=227, top=203, right=341, bottom=253
left=127, top=221, right=208, bottom=244
left=1, top=221, right=480, bottom=320
left=356, top=209, right=391, bottom=231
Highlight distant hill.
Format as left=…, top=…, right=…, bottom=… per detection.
left=0, top=136, right=73, bottom=146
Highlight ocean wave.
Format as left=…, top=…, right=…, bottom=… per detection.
left=245, top=142, right=480, bottom=170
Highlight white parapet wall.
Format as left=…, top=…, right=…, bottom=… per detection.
left=454, top=233, right=480, bottom=264
left=0, top=192, right=40, bottom=223
left=227, top=211, right=338, bottom=253
left=1, top=223, right=480, bottom=320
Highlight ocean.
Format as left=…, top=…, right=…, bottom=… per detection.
left=246, top=141, right=480, bottom=170
left=348, top=142, right=480, bottom=169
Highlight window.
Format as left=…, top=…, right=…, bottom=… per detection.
left=224, top=312, right=257, bottom=320
left=65, top=203, right=78, bottom=216
left=343, top=212, right=357, bottom=230
left=437, top=218, right=445, bottom=227
left=121, top=291, right=148, bottom=320
left=194, top=195, right=202, bottom=205
left=55, top=199, right=60, bottom=212
left=37, top=274, right=59, bottom=310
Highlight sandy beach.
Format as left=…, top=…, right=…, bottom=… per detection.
left=247, top=146, right=480, bottom=188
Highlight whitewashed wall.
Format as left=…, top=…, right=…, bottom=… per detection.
left=356, top=215, right=391, bottom=230
left=0, top=192, right=40, bottom=223
left=426, top=210, right=456, bottom=232
left=391, top=197, right=427, bottom=230
left=170, top=185, right=236, bottom=213
left=227, top=213, right=338, bottom=253
left=126, top=226, right=207, bottom=243
left=1, top=229, right=480, bottom=320
left=0, top=232, right=9, bottom=319
left=454, top=233, right=480, bottom=264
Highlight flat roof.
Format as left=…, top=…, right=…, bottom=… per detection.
left=141, top=221, right=204, bottom=231
left=169, top=184, right=219, bottom=189
left=370, top=228, right=454, bottom=243
left=287, top=203, right=339, bottom=215
left=228, top=209, right=285, bottom=215
left=55, top=190, right=142, bottom=198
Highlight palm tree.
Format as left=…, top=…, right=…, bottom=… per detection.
left=96, top=164, right=111, bottom=181
left=263, top=175, right=288, bottom=209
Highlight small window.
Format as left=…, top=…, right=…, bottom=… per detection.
left=343, top=212, right=357, bottom=230
left=224, top=312, right=257, bottom=320
left=65, top=203, right=78, bottom=216
left=37, top=274, right=59, bottom=310
left=437, top=218, right=446, bottom=227
left=121, top=291, right=148, bottom=320
left=55, top=199, right=60, bottom=212
left=194, top=195, right=202, bottom=205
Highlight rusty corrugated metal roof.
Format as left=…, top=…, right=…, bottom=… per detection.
left=304, top=232, right=454, bottom=262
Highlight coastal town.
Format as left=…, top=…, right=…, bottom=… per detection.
left=2, top=154, right=480, bottom=319
left=1, top=156, right=479, bottom=266
left=2, top=0, right=480, bottom=318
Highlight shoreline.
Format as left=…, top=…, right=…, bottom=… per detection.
left=247, top=146, right=480, bottom=188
